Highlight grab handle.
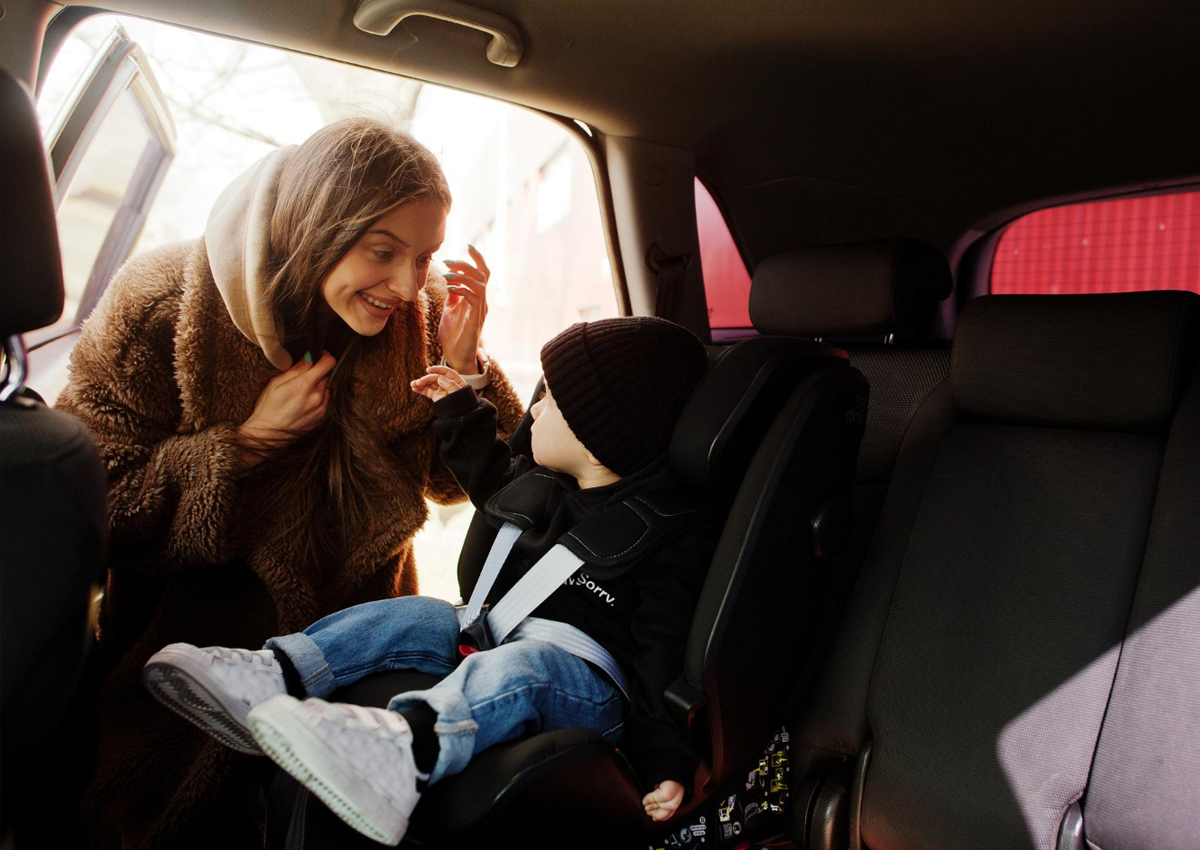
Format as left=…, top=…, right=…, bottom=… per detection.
left=353, top=0, right=524, bottom=67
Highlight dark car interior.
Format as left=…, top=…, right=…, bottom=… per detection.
left=2, top=1, right=1198, bottom=849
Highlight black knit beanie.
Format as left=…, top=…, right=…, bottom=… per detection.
left=539, top=316, right=707, bottom=476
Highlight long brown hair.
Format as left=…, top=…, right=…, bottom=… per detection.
left=242, top=118, right=451, bottom=579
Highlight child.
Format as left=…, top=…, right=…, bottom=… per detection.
left=142, top=316, right=714, bottom=845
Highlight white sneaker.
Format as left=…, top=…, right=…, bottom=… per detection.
left=246, top=695, right=425, bottom=846
left=142, top=643, right=287, bottom=754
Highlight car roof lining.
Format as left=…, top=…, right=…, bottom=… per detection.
left=50, top=0, right=1200, bottom=267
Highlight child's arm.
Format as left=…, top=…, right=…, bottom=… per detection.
left=412, top=366, right=532, bottom=510
left=624, top=531, right=714, bottom=820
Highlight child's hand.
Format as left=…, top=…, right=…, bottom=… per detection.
left=410, top=365, right=468, bottom=402
left=642, top=780, right=685, bottom=822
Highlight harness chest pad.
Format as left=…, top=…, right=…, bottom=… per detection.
left=561, top=488, right=709, bottom=575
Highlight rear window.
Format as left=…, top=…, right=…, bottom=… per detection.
left=991, top=191, right=1200, bottom=295
left=696, top=178, right=752, bottom=328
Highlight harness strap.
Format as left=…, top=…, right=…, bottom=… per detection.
left=461, top=521, right=522, bottom=627
left=510, top=618, right=631, bottom=699
left=485, top=543, right=583, bottom=642
left=456, top=521, right=630, bottom=699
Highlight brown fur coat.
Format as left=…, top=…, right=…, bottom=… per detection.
left=56, top=238, right=523, bottom=849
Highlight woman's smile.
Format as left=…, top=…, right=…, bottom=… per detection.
left=358, top=290, right=399, bottom=317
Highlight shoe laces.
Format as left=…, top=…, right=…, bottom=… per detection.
left=212, top=647, right=276, bottom=671
left=325, top=702, right=412, bottom=742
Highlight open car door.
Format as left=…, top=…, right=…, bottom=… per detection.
left=26, top=23, right=176, bottom=402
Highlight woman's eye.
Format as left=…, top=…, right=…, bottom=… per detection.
left=372, top=249, right=393, bottom=260
left=417, top=255, right=432, bottom=268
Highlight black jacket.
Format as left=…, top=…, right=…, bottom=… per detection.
left=432, top=387, right=717, bottom=789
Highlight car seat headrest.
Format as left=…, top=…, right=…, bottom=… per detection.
left=670, top=339, right=847, bottom=500
left=748, top=239, right=952, bottom=340
left=952, top=291, right=1200, bottom=434
left=0, top=69, right=65, bottom=339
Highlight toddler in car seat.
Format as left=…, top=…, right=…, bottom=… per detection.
left=143, top=316, right=716, bottom=845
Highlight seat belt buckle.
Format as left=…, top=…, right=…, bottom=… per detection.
left=457, top=606, right=496, bottom=657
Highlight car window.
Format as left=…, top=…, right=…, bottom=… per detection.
left=991, top=190, right=1200, bottom=295
left=33, top=13, right=618, bottom=601
left=696, top=178, right=753, bottom=331
left=30, top=24, right=175, bottom=349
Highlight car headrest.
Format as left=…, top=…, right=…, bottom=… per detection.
left=952, top=292, right=1200, bottom=434
left=748, top=239, right=952, bottom=340
left=0, top=69, right=65, bottom=338
left=670, top=338, right=847, bottom=501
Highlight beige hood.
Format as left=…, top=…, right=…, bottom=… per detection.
left=205, top=145, right=298, bottom=371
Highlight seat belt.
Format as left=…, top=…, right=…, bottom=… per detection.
left=454, top=521, right=630, bottom=699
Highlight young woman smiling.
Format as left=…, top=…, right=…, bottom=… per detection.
left=56, top=119, right=523, bottom=850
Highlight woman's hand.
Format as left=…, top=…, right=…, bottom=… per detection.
left=410, top=364, right=468, bottom=403
left=438, top=245, right=489, bottom=375
left=237, top=352, right=336, bottom=466
left=642, top=780, right=685, bottom=822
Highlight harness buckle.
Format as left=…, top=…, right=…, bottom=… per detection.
left=457, top=606, right=496, bottom=657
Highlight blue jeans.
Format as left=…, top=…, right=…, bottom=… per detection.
left=264, top=596, right=625, bottom=784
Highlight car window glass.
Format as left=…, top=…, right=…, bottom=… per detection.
left=55, top=90, right=151, bottom=324
left=35, top=29, right=104, bottom=139
left=991, top=191, right=1200, bottom=294
left=696, top=178, right=753, bottom=330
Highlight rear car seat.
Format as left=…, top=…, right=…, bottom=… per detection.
left=750, top=239, right=953, bottom=567
left=0, top=68, right=108, bottom=843
left=749, top=239, right=954, bottom=692
left=789, top=291, right=1199, bottom=850
left=1078, top=341, right=1200, bottom=850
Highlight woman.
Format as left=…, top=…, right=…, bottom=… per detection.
left=56, top=118, right=524, bottom=849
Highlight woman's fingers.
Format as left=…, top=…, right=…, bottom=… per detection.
left=443, top=261, right=487, bottom=285
left=303, top=352, right=337, bottom=384
left=445, top=283, right=487, bottom=323
left=444, top=246, right=490, bottom=284
left=276, top=351, right=335, bottom=388
left=466, top=244, right=491, bottom=280
left=444, top=279, right=486, bottom=305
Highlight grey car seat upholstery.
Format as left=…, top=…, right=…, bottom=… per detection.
left=789, top=291, right=1199, bottom=850
left=1078, top=340, right=1200, bottom=850
left=0, top=68, right=108, bottom=841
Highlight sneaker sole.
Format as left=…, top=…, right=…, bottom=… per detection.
left=143, top=653, right=262, bottom=755
left=248, top=699, right=407, bottom=846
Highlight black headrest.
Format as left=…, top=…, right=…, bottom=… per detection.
left=670, top=337, right=846, bottom=499
left=748, top=239, right=952, bottom=339
left=952, top=292, right=1200, bottom=434
left=0, top=70, right=65, bottom=338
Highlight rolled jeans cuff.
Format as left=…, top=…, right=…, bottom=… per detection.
left=387, top=686, right=479, bottom=785
left=264, top=632, right=337, bottom=699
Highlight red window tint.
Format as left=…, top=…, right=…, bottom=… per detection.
left=991, top=191, right=1200, bottom=294
left=696, top=178, right=753, bottom=327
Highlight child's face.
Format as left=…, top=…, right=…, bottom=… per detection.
left=529, top=383, right=592, bottom=476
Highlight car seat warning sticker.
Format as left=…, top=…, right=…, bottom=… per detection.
left=644, top=727, right=790, bottom=850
